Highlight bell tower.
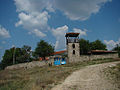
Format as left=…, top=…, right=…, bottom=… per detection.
left=65, top=33, right=80, bottom=63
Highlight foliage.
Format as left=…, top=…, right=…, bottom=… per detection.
left=16, top=45, right=32, bottom=63
left=79, top=39, right=107, bottom=55
left=0, top=48, right=14, bottom=69
left=90, top=39, right=107, bottom=50
left=79, top=38, right=90, bottom=55
left=0, top=40, right=54, bottom=69
left=0, top=45, right=32, bottom=69
left=34, top=40, right=54, bottom=59
left=113, top=45, right=120, bottom=57
left=118, top=48, right=120, bottom=58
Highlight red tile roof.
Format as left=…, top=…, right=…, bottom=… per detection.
left=52, top=50, right=117, bottom=55
left=52, top=50, right=67, bottom=55
left=91, top=50, right=117, bottom=53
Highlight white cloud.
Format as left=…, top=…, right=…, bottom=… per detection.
left=15, top=0, right=112, bottom=21
left=15, top=11, right=49, bottom=37
left=52, top=25, right=68, bottom=38
left=14, top=0, right=51, bottom=37
left=54, top=0, right=112, bottom=20
left=32, top=29, right=46, bottom=37
left=14, top=0, right=113, bottom=49
left=104, top=38, right=120, bottom=50
left=0, top=25, right=10, bottom=38
left=16, top=11, right=50, bottom=30
left=52, top=25, right=68, bottom=50
left=14, top=0, right=54, bottom=13
left=14, top=0, right=112, bottom=38
left=73, top=28, right=87, bottom=36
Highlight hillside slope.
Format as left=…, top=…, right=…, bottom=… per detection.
left=0, top=59, right=120, bottom=90
left=52, top=61, right=120, bottom=90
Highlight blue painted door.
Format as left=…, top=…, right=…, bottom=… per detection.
left=54, top=58, right=61, bottom=65
left=61, top=58, right=66, bottom=65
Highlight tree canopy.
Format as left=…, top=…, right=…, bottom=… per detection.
left=1, top=48, right=14, bottom=69
left=16, top=45, right=32, bottom=63
left=90, top=40, right=107, bottom=50
left=0, top=45, right=32, bottom=69
left=113, top=44, right=120, bottom=57
left=34, top=40, right=54, bottom=59
left=79, top=39, right=90, bottom=55
left=0, top=40, right=54, bottom=69
left=79, top=39, right=107, bottom=55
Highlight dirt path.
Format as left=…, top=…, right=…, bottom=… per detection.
left=52, top=61, right=120, bottom=90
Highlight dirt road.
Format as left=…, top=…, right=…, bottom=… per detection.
left=52, top=61, right=120, bottom=90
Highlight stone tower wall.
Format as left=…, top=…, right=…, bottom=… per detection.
left=67, top=43, right=80, bottom=63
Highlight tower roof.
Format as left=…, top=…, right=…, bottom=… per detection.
left=65, top=32, right=79, bottom=37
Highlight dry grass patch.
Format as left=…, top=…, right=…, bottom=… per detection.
left=0, top=58, right=119, bottom=90
left=104, top=62, right=120, bottom=89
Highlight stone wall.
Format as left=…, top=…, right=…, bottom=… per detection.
left=5, top=53, right=118, bottom=70
left=90, top=53, right=118, bottom=60
left=5, top=58, right=54, bottom=70
left=79, top=53, right=118, bottom=62
left=67, top=53, right=118, bottom=63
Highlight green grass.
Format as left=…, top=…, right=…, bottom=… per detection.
left=0, top=58, right=119, bottom=90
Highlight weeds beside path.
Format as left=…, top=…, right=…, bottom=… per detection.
left=104, top=60, right=120, bottom=89
left=0, top=58, right=120, bottom=90
left=52, top=61, right=120, bottom=90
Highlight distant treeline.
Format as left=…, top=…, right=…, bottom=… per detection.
left=0, top=40, right=54, bottom=69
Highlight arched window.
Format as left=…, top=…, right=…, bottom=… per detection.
left=73, top=50, right=75, bottom=55
left=72, top=44, right=75, bottom=48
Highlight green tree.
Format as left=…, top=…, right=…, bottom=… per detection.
left=34, top=40, right=54, bottom=59
left=0, top=45, right=32, bottom=69
left=16, top=45, right=32, bottom=63
left=79, top=39, right=90, bottom=55
left=90, top=40, right=107, bottom=50
left=113, top=44, right=120, bottom=57
left=1, top=48, right=14, bottom=69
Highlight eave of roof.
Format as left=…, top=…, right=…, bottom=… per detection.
left=65, top=32, right=79, bottom=37
left=91, top=50, right=117, bottom=53
left=52, top=50, right=67, bottom=55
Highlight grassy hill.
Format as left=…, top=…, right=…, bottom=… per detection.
left=0, top=58, right=119, bottom=90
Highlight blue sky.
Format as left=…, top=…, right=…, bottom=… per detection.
left=0, top=0, right=120, bottom=60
